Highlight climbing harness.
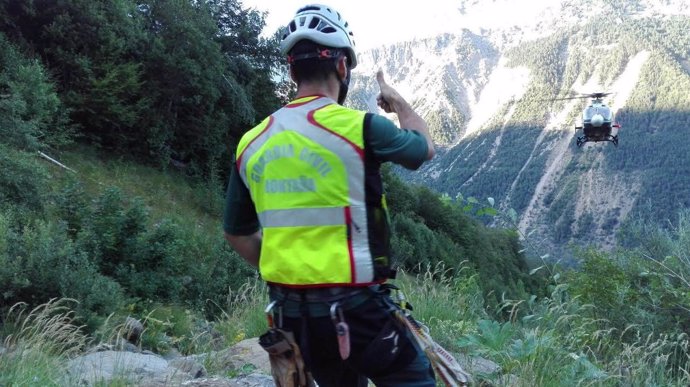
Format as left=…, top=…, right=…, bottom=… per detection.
left=261, top=284, right=467, bottom=385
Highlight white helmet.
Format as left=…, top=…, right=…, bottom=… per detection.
left=280, top=4, right=357, bottom=68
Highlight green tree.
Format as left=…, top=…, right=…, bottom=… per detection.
left=0, top=0, right=284, bottom=177
left=0, top=33, right=69, bottom=215
left=0, top=0, right=149, bottom=150
left=0, top=32, right=68, bottom=150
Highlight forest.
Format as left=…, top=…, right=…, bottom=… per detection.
left=1, top=1, right=690, bottom=386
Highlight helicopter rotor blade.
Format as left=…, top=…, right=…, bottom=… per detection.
left=551, top=95, right=588, bottom=101
left=546, top=92, right=613, bottom=102
left=587, top=92, right=612, bottom=99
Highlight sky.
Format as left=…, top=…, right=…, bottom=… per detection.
left=241, top=0, right=468, bottom=51
left=241, top=1, right=690, bottom=52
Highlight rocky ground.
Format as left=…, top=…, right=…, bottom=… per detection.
left=1, top=316, right=508, bottom=386
left=65, top=338, right=275, bottom=387
left=63, top=337, right=508, bottom=386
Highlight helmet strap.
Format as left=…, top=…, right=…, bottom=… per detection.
left=337, top=64, right=351, bottom=105
left=287, top=48, right=343, bottom=64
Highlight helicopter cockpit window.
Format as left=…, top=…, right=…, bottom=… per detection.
left=583, top=106, right=612, bottom=120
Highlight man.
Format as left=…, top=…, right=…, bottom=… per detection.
left=224, top=4, right=436, bottom=386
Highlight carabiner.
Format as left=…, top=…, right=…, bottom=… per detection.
left=264, top=300, right=283, bottom=328
left=329, top=301, right=351, bottom=359
left=329, top=301, right=344, bottom=324
left=395, top=288, right=412, bottom=312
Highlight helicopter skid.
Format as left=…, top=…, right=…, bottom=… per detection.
left=576, top=134, right=618, bottom=147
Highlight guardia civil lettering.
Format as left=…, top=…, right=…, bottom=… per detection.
left=251, top=144, right=333, bottom=183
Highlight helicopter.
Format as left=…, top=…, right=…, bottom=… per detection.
left=554, top=92, right=621, bottom=147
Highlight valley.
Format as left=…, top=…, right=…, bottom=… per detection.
left=349, top=0, right=690, bottom=257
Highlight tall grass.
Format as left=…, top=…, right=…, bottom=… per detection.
left=2, top=267, right=689, bottom=386
left=208, top=263, right=487, bottom=352
left=214, top=277, right=269, bottom=345
left=457, top=285, right=690, bottom=386
left=193, top=264, right=690, bottom=386
left=394, top=263, right=487, bottom=351
left=0, top=299, right=88, bottom=386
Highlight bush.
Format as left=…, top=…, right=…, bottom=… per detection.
left=52, top=177, right=90, bottom=236
left=0, top=146, right=49, bottom=215
left=181, top=235, right=256, bottom=319
left=0, top=210, right=125, bottom=329
left=73, top=187, right=148, bottom=276
left=62, top=184, right=255, bottom=319
left=2, top=178, right=255, bottom=331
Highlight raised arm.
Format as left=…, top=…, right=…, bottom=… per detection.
left=376, top=70, right=436, bottom=160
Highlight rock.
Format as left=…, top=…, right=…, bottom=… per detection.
left=191, top=338, right=270, bottom=375
left=230, top=374, right=276, bottom=387
left=225, top=338, right=271, bottom=375
left=179, top=374, right=274, bottom=387
left=180, top=377, right=241, bottom=387
left=163, top=347, right=183, bottom=360
left=169, top=357, right=207, bottom=378
left=65, top=350, right=211, bottom=386
left=455, top=352, right=501, bottom=375
left=66, top=350, right=171, bottom=385
left=64, top=338, right=273, bottom=386
left=124, top=317, right=144, bottom=344
left=113, top=337, right=140, bottom=353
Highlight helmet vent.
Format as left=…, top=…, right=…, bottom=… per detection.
left=298, top=6, right=320, bottom=12
left=280, top=4, right=358, bottom=68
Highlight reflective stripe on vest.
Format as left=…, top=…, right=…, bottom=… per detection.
left=236, top=96, right=374, bottom=286
left=258, top=207, right=345, bottom=227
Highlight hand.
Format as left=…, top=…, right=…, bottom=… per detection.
left=374, top=69, right=436, bottom=161
left=376, top=70, right=405, bottom=114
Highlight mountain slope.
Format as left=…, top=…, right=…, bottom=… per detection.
left=349, top=0, right=690, bottom=255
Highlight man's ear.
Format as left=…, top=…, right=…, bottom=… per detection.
left=336, top=56, right=348, bottom=81
left=289, top=65, right=298, bottom=83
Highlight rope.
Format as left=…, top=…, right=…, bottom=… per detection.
left=394, top=309, right=471, bottom=387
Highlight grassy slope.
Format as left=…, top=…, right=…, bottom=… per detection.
left=4, top=145, right=688, bottom=386
left=46, top=144, right=225, bottom=235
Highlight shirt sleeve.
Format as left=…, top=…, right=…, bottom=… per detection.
left=365, top=113, right=429, bottom=170
left=223, top=161, right=260, bottom=235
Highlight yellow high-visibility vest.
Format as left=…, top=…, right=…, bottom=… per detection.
left=236, top=95, right=391, bottom=287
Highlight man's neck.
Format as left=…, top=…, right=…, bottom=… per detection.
left=294, top=78, right=340, bottom=102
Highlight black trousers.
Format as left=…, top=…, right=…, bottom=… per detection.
left=269, top=287, right=436, bottom=387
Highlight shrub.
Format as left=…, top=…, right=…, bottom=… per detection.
left=0, top=146, right=49, bottom=215
left=52, top=177, right=90, bottom=236
left=0, top=211, right=125, bottom=329
left=67, top=185, right=254, bottom=318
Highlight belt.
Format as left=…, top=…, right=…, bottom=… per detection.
left=268, top=285, right=381, bottom=318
